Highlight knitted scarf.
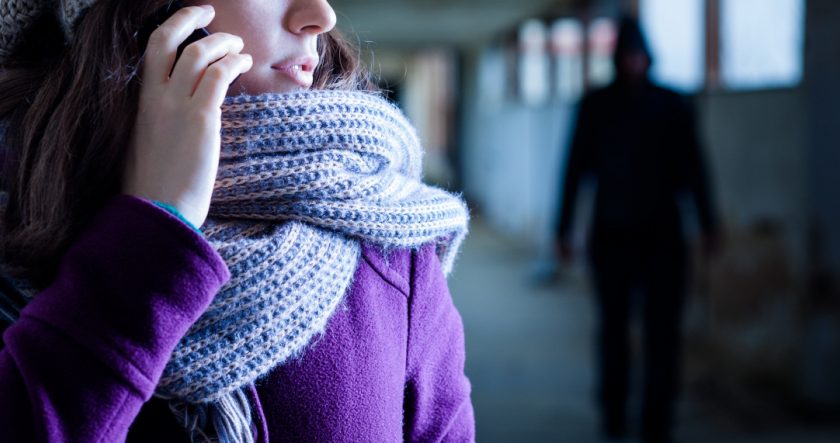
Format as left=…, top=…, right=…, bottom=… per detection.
left=168, top=89, right=469, bottom=441
left=0, top=90, right=469, bottom=442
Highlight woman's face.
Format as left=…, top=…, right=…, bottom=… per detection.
left=188, top=0, right=337, bottom=95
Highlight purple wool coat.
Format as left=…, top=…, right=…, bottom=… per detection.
left=0, top=195, right=475, bottom=442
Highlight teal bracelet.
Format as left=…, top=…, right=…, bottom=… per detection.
left=151, top=201, right=203, bottom=234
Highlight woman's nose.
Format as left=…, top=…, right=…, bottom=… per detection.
left=286, top=0, right=337, bottom=35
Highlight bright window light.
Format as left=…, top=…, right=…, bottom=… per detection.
left=587, top=18, right=616, bottom=88
left=720, top=0, right=804, bottom=90
left=551, top=18, right=584, bottom=103
left=518, top=20, right=550, bottom=105
left=640, top=0, right=706, bottom=92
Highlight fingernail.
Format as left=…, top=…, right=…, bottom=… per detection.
left=202, top=5, right=214, bottom=13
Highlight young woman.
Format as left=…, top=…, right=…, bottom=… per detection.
left=0, top=1, right=474, bottom=441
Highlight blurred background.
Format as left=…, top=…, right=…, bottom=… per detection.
left=331, top=0, right=840, bottom=441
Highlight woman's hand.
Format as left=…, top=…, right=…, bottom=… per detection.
left=123, top=5, right=252, bottom=228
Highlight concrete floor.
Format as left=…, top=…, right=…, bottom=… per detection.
left=447, top=219, right=840, bottom=443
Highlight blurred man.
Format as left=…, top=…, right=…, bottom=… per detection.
left=556, top=17, right=719, bottom=443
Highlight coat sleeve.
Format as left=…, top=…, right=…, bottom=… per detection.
left=557, top=93, right=597, bottom=241
left=0, top=194, right=229, bottom=442
left=403, top=245, right=475, bottom=442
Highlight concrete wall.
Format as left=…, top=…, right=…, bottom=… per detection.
left=698, top=89, right=809, bottom=274
left=460, top=47, right=575, bottom=255
left=688, top=88, right=811, bottom=404
left=801, top=0, right=840, bottom=406
left=693, top=0, right=840, bottom=407
left=805, top=0, right=840, bottom=288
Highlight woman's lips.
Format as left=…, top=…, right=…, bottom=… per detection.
left=271, top=56, right=318, bottom=88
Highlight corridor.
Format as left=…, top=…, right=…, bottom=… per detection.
left=449, top=219, right=840, bottom=443
left=328, top=0, right=840, bottom=440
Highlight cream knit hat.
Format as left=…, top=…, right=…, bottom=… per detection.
left=0, top=0, right=96, bottom=65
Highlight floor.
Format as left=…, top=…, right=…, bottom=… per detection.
left=447, top=220, right=840, bottom=443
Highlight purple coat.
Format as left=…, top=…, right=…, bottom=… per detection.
left=0, top=195, right=475, bottom=442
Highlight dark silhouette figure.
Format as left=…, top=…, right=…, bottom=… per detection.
left=556, top=17, right=719, bottom=443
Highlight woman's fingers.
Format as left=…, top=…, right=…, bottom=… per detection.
left=170, top=32, right=245, bottom=96
left=142, top=5, right=216, bottom=85
left=193, top=53, right=253, bottom=109
left=127, top=6, right=254, bottom=227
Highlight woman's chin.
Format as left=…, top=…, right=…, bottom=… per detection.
left=226, top=76, right=308, bottom=96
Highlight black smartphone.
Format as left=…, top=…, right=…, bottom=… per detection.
left=168, top=1, right=211, bottom=64
left=143, top=0, right=211, bottom=72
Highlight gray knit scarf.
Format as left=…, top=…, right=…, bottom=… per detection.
left=169, top=89, right=469, bottom=441
left=0, top=90, right=469, bottom=442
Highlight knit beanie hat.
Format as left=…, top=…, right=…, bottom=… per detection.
left=0, top=0, right=93, bottom=64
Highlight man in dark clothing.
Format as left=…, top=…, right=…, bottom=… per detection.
left=556, top=17, right=719, bottom=443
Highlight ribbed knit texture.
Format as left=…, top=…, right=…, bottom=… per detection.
left=153, top=90, right=468, bottom=441
left=0, top=0, right=41, bottom=64
left=55, top=0, right=95, bottom=40
left=0, top=0, right=93, bottom=65
left=157, top=90, right=468, bottom=405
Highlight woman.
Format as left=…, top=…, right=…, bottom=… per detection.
left=0, top=0, right=474, bottom=441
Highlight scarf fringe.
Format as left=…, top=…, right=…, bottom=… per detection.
left=169, top=388, right=255, bottom=443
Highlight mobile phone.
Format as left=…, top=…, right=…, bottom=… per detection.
left=167, top=1, right=211, bottom=64
left=142, top=0, right=211, bottom=72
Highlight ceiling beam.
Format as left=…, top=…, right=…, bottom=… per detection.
left=331, top=0, right=578, bottom=48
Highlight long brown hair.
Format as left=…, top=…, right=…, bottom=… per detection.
left=0, top=0, right=371, bottom=287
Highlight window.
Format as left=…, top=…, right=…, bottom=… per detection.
left=640, top=0, right=706, bottom=92
left=505, top=0, right=805, bottom=101
left=518, top=20, right=550, bottom=105
left=720, top=0, right=805, bottom=90
left=550, top=18, right=585, bottom=103
left=639, top=0, right=804, bottom=92
left=587, top=18, right=616, bottom=88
